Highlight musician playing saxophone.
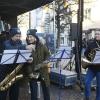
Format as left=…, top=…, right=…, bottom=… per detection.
left=84, top=30, right=100, bottom=100
left=0, top=28, right=34, bottom=100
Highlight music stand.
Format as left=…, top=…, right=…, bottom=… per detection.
left=0, top=49, right=32, bottom=91
left=49, top=47, right=73, bottom=100
left=0, top=49, right=31, bottom=65
left=49, top=48, right=72, bottom=62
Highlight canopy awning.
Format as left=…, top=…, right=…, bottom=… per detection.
left=0, top=0, right=53, bottom=17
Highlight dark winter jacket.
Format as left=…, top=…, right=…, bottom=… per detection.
left=4, top=39, right=26, bottom=50
left=29, top=42, right=50, bottom=86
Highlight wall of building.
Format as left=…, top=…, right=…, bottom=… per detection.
left=72, top=0, right=100, bottom=30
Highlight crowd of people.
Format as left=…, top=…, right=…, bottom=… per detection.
left=0, top=27, right=100, bottom=100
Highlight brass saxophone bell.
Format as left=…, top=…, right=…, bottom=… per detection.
left=0, top=64, right=24, bottom=91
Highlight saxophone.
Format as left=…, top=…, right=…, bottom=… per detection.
left=0, top=64, right=24, bottom=91
left=0, top=60, right=50, bottom=91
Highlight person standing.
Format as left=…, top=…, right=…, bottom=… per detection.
left=26, top=29, right=51, bottom=100
left=0, top=27, right=33, bottom=100
left=84, top=30, right=100, bottom=100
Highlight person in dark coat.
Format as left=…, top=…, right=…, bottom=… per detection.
left=0, top=28, right=25, bottom=100
left=84, top=30, right=100, bottom=100
left=26, top=29, right=51, bottom=100
left=0, top=28, right=34, bottom=100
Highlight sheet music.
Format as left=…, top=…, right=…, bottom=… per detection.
left=0, top=50, right=32, bottom=64
left=49, top=48, right=72, bottom=62
left=0, top=50, right=17, bottom=64
left=16, top=50, right=31, bottom=63
left=92, top=51, right=100, bottom=64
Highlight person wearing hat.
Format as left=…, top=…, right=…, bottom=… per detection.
left=0, top=28, right=34, bottom=100
left=26, top=29, right=51, bottom=100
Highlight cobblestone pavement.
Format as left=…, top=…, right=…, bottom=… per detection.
left=18, top=84, right=96, bottom=100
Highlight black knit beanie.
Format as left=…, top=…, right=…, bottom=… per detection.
left=27, top=29, right=39, bottom=44
left=27, top=29, right=37, bottom=35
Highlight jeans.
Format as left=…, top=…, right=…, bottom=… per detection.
left=84, top=68, right=100, bottom=100
left=30, top=78, right=50, bottom=100
left=0, top=65, right=19, bottom=100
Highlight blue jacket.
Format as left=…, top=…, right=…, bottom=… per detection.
left=4, top=39, right=26, bottom=50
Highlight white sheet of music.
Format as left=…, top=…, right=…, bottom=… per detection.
left=0, top=50, right=17, bottom=64
left=16, top=50, right=32, bottom=63
left=92, top=51, right=100, bottom=64
left=0, top=50, right=32, bottom=64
